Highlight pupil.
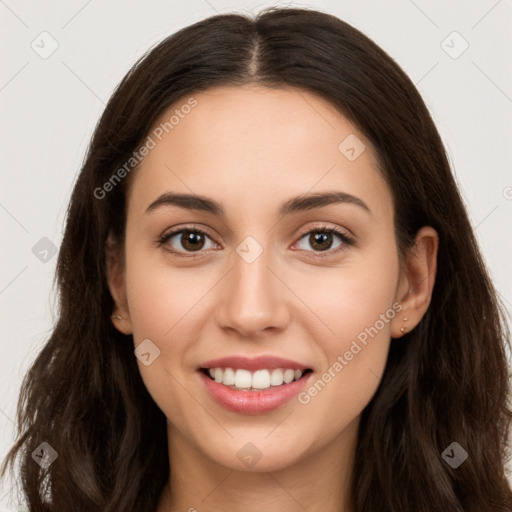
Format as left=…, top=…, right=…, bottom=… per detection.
left=311, top=232, right=332, bottom=250
left=183, top=231, right=204, bottom=251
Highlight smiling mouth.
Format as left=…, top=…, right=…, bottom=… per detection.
left=199, top=367, right=313, bottom=391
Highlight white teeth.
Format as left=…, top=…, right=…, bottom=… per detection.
left=222, top=367, right=235, bottom=386
left=252, top=370, right=270, bottom=389
left=270, top=368, right=284, bottom=386
left=234, top=369, right=252, bottom=388
left=283, top=369, right=295, bottom=384
left=205, top=367, right=307, bottom=390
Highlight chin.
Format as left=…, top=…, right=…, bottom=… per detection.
left=203, top=438, right=308, bottom=473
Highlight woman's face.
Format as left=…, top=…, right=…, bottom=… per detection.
left=111, top=84, right=410, bottom=471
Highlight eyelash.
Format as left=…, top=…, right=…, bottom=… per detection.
left=157, top=223, right=354, bottom=259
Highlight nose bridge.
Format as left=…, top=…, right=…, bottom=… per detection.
left=216, top=234, right=289, bottom=334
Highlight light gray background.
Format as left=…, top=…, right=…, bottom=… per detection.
left=1, top=0, right=511, bottom=509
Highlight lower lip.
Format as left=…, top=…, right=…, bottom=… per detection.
left=198, top=370, right=312, bottom=414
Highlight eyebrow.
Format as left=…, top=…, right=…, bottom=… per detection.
left=146, top=191, right=371, bottom=216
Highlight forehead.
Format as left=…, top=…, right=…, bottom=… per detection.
left=127, top=85, right=392, bottom=221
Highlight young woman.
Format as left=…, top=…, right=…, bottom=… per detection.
left=3, top=6, right=512, bottom=512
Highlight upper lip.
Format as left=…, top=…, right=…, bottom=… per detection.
left=199, top=355, right=312, bottom=372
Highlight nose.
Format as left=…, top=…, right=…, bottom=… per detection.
left=215, top=245, right=290, bottom=337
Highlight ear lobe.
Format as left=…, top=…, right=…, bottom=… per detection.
left=105, top=233, right=133, bottom=335
left=391, top=226, right=439, bottom=338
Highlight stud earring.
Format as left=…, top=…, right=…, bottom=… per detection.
left=111, top=314, right=123, bottom=321
left=400, top=317, right=408, bottom=333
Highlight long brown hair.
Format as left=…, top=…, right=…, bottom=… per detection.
left=3, top=7, right=512, bottom=511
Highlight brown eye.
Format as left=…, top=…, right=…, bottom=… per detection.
left=179, top=230, right=207, bottom=252
left=296, top=229, right=347, bottom=253
left=307, top=232, right=335, bottom=251
left=159, top=228, right=217, bottom=255
left=293, top=226, right=354, bottom=258
left=159, top=224, right=353, bottom=259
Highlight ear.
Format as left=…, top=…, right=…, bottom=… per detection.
left=105, top=233, right=133, bottom=335
left=391, top=226, right=439, bottom=338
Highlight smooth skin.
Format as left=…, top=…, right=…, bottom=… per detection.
left=107, top=84, right=438, bottom=512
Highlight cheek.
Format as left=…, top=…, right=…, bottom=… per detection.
left=123, top=248, right=221, bottom=403
left=295, top=241, right=399, bottom=414
left=305, top=240, right=400, bottom=346
left=124, top=247, right=212, bottom=340
left=123, top=253, right=205, bottom=419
